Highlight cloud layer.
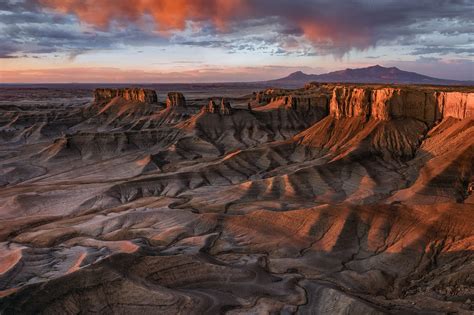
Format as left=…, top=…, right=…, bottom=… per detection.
left=40, top=0, right=246, bottom=31
left=35, top=0, right=473, bottom=54
left=1, top=0, right=472, bottom=58
left=1, top=0, right=473, bottom=81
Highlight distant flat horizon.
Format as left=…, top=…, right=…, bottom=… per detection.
left=1, top=65, right=472, bottom=86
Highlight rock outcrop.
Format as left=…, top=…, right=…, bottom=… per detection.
left=329, top=87, right=474, bottom=124
left=252, top=88, right=329, bottom=115
left=287, top=95, right=328, bottom=113
left=166, top=92, right=186, bottom=108
left=438, top=91, right=474, bottom=120
left=255, top=89, right=289, bottom=104
left=204, top=99, right=233, bottom=115
left=94, top=88, right=158, bottom=103
left=205, top=100, right=218, bottom=113
left=219, top=99, right=232, bottom=115
left=370, top=88, right=440, bottom=122
left=330, top=88, right=371, bottom=119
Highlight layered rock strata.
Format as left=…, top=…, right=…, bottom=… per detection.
left=219, top=99, right=233, bottom=115
left=204, top=99, right=233, bottom=115
left=252, top=89, right=329, bottom=115
left=94, top=88, right=158, bottom=103
left=255, top=89, right=289, bottom=104
left=166, top=92, right=186, bottom=108
left=329, top=87, right=474, bottom=123
left=205, top=100, right=218, bottom=113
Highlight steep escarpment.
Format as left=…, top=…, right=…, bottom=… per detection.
left=166, top=92, right=186, bottom=108
left=84, top=88, right=162, bottom=126
left=94, top=88, right=158, bottom=104
left=204, top=98, right=233, bottom=115
left=330, top=86, right=474, bottom=123
left=438, top=91, right=474, bottom=120
left=329, top=87, right=371, bottom=119
left=254, top=88, right=290, bottom=104
left=252, top=87, right=329, bottom=114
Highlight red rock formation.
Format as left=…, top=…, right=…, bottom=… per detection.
left=438, top=91, right=474, bottom=120
left=205, top=99, right=218, bottom=113
left=255, top=89, right=289, bottom=104
left=203, top=99, right=232, bottom=115
left=329, top=87, right=474, bottom=123
left=287, top=95, right=328, bottom=113
left=94, top=88, right=157, bottom=103
left=370, top=88, right=439, bottom=123
left=330, top=87, right=371, bottom=119
left=219, top=99, right=232, bottom=115
left=166, top=92, right=186, bottom=108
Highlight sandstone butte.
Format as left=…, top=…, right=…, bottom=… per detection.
left=166, top=92, right=187, bottom=108
left=330, top=86, right=473, bottom=123
left=94, top=88, right=158, bottom=104
left=92, top=86, right=473, bottom=123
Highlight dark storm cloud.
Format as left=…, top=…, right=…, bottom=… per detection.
left=1, top=0, right=473, bottom=57
left=266, top=0, right=473, bottom=54
left=412, top=46, right=474, bottom=56
left=0, top=43, right=21, bottom=58
left=179, top=40, right=230, bottom=48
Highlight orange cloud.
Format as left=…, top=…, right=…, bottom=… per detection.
left=299, top=20, right=372, bottom=50
left=37, top=0, right=375, bottom=52
left=39, top=0, right=248, bottom=31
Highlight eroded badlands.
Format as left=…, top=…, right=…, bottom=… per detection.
left=0, top=83, right=473, bottom=314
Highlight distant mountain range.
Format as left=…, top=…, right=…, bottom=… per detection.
left=266, top=65, right=473, bottom=87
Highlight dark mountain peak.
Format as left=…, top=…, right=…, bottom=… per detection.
left=361, top=65, right=396, bottom=72
left=286, top=71, right=308, bottom=79
left=269, top=64, right=473, bottom=87
left=348, top=65, right=400, bottom=73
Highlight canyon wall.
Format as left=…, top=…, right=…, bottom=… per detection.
left=287, top=95, right=328, bottom=113
left=329, top=88, right=371, bottom=119
left=254, top=89, right=289, bottom=104
left=254, top=85, right=472, bottom=125
left=166, top=92, right=187, bottom=108
left=253, top=88, right=329, bottom=114
left=438, top=91, right=474, bottom=120
left=94, top=88, right=158, bottom=103
left=204, top=99, right=233, bottom=115
left=329, top=87, right=474, bottom=123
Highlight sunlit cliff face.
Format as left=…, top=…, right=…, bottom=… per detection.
left=0, top=0, right=473, bottom=82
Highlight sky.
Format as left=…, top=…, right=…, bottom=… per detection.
left=0, top=0, right=473, bottom=83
